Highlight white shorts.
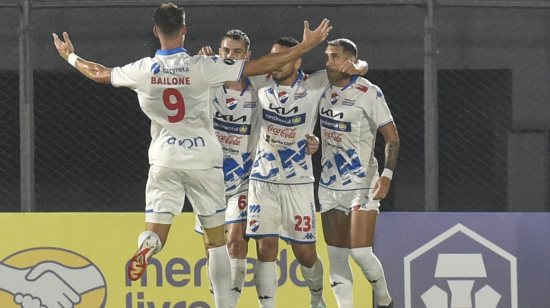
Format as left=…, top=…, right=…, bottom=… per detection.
left=145, top=165, right=226, bottom=228
left=318, top=186, right=380, bottom=215
left=246, top=180, right=317, bottom=244
left=194, top=190, right=249, bottom=234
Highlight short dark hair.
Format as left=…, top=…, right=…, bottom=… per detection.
left=222, top=29, right=251, bottom=51
left=274, top=37, right=299, bottom=48
left=153, top=3, right=185, bottom=38
left=327, top=38, right=358, bottom=58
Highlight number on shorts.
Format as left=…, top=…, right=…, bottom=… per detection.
left=163, top=88, right=185, bottom=123
left=238, top=195, right=247, bottom=210
left=294, top=215, right=312, bottom=232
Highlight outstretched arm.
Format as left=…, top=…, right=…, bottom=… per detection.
left=372, top=122, right=399, bottom=200
left=53, top=32, right=112, bottom=84
left=242, top=19, right=332, bottom=78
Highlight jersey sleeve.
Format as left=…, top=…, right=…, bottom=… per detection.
left=364, top=85, right=394, bottom=128
left=308, top=70, right=331, bottom=89
left=247, top=74, right=270, bottom=90
left=110, top=58, right=148, bottom=89
left=196, top=55, right=246, bottom=86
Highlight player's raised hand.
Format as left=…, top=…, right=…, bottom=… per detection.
left=302, top=18, right=332, bottom=49
left=52, top=32, right=75, bottom=61
left=198, top=46, right=215, bottom=56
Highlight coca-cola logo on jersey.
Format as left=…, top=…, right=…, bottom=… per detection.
left=216, top=132, right=242, bottom=145
left=267, top=125, right=297, bottom=139
left=323, top=130, right=343, bottom=142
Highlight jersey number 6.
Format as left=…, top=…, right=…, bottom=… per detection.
left=163, top=88, right=185, bottom=123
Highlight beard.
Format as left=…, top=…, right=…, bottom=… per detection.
left=272, top=69, right=295, bottom=83
left=326, top=68, right=347, bottom=84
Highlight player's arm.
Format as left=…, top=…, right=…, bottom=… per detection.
left=53, top=32, right=112, bottom=84
left=242, top=19, right=332, bottom=78
left=372, top=122, right=399, bottom=200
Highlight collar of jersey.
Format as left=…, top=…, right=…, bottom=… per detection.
left=332, top=75, right=359, bottom=91
left=223, top=78, right=250, bottom=96
left=277, top=69, right=305, bottom=88
left=155, top=47, right=191, bottom=56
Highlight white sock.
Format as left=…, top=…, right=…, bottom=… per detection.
left=137, top=231, right=162, bottom=253
left=300, top=255, right=325, bottom=308
left=208, top=245, right=232, bottom=308
left=206, top=264, right=214, bottom=299
left=254, top=261, right=277, bottom=308
left=327, top=246, right=354, bottom=308
left=350, top=247, right=391, bottom=306
left=230, top=258, right=247, bottom=307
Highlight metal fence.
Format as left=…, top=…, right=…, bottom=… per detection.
left=1, top=0, right=549, bottom=213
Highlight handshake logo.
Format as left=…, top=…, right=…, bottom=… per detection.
left=0, top=247, right=107, bottom=308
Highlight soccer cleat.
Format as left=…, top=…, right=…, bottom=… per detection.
left=378, top=300, right=394, bottom=308
left=127, top=236, right=157, bottom=281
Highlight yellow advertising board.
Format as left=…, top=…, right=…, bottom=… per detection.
left=0, top=213, right=373, bottom=308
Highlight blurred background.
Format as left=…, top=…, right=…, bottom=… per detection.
left=1, top=0, right=549, bottom=213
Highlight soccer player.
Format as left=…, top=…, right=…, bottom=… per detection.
left=194, top=29, right=258, bottom=307
left=244, top=37, right=368, bottom=308
left=52, top=3, right=332, bottom=308
left=318, top=38, right=398, bottom=308
left=195, top=31, right=323, bottom=307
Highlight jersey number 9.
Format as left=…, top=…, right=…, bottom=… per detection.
left=163, top=88, right=185, bottom=123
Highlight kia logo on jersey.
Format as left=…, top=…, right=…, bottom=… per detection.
left=331, top=93, right=339, bottom=105
left=226, top=98, right=237, bottom=110
left=278, top=91, right=289, bottom=104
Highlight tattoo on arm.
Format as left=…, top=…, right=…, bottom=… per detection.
left=384, top=140, right=399, bottom=171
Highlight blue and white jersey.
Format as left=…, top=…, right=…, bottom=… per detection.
left=318, top=76, right=393, bottom=190
left=249, top=70, right=330, bottom=184
left=110, top=47, right=245, bottom=170
left=212, top=79, right=260, bottom=197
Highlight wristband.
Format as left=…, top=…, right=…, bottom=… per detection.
left=68, top=53, right=80, bottom=67
left=381, top=168, right=393, bottom=180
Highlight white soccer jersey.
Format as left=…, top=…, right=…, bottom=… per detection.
left=110, top=47, right=245, bottom=169
left=249, top=70, right=330, bottom=184
left=212, top=79, right=260, bottom=197
left=318, top=75, right=393, bottom=190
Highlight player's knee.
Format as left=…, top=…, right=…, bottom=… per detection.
left=295, top=249, right=318, bottom=268
left=227, top=236, right=248, bottom=257
left=256, top=238, right=278, bottom=262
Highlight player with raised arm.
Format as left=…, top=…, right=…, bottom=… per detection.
left=52, top=3, right=331, bottom=308
left=318, top=38, right=398, bottom=308
left=244, top=37, right=368, bottom=308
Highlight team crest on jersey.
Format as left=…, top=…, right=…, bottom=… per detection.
left=226, top=98, right=237, bottom=110
left=278, top=91, right=289, bottom=104
left=331, top=93, right=340, bottom=105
